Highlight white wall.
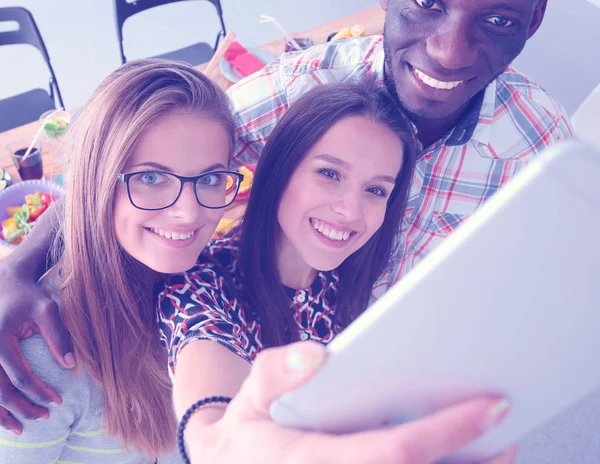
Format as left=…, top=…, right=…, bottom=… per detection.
left=513, top=0, right=600, bottom=114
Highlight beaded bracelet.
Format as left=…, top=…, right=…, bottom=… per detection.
left=177, top=395, right=232, bottom=464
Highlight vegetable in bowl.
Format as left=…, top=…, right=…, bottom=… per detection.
left=1, top=192, right=54, bottom=245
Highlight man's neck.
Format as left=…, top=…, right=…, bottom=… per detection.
left=411, top=112, right=464, bottom=149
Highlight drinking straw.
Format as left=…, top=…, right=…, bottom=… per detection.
left=19, top=108, right=63, bottom=167
left=259, top=14, right=302, bottom=51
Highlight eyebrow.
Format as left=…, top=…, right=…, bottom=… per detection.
left=128, top=161, right=227, bottom=174
left=314, top=154, right=351, bottom=169
left=314, top=153, right=396, bottom=184
left=487, top=2, right=526, bottom=13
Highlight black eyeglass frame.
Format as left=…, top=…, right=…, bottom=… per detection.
left=117, top=170, right=245, bottom=211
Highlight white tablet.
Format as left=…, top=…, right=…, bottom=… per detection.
left=270, top=139, right=600, bottom=463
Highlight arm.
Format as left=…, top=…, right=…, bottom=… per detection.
left=180, top=341, right=518, bottom=464
left=0, top=199, right=73, bottom=433
left=173, top=340, right=250, bottom=428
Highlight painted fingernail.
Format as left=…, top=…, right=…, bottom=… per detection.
left=285, top=343, right=324, bottom=373
left=485, top=399, right=511, bottom=429
left=64, top=352, right=76, bottom=368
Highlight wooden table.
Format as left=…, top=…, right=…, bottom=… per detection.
left=0, top=5, right=384, bottom=260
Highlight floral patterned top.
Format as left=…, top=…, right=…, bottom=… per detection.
left=156, top=229, right=340, bottom=376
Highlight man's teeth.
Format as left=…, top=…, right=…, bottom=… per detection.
left=151, top=228, right=195, bottom=241
left=414, top=68, right=463, bottom=90
left=311, top=219, right=351, bottom=241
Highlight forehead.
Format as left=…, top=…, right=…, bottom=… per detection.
left=127, top=111, right=231, bottom=172
left=305, top=115, right=404, bottom=171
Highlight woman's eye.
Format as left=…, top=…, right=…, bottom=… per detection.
left=197, top=173, right=223, bottom=187
left=317, top=168, right=340, bottom=181
left=484, top=15, right=515, bottom=28
left=414, top=0, right=442, bottom=11
left=367, top=186, right=389, bottom=198
left=137, top=172, right=165, bottom=185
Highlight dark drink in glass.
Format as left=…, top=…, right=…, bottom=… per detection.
left=285, top=37, right=314, bottom=53
left=11, top=147, right=44, bottom=180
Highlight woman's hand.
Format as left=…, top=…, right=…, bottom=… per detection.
left=185, top=341, right=517, bottom=464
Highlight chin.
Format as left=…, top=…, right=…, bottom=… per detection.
left=399, top=93, right=471, bottom=121
left=144, top=256, right=198, bottom=275
left=306, top=256, right=346, bottom=273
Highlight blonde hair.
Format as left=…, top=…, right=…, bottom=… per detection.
left=54, top=59, right=234, bottom=457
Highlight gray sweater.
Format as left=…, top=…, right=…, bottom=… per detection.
left=0, top=334, right=181, bottom=463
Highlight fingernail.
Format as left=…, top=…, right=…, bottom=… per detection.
left=485, top=399, right=511, bottom=429
left=38, top=411, right=50, bottom=421
left=10, top=428, right=22, bottom=437
left=64, top=352, right=76, bottom=368
left=50, top=401, right=61, bottom=407
left=285, top=343, right=325, bottom=373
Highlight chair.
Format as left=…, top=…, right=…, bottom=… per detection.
left=0, top=7, right=64, bottom=132
left=114, top=0, right=226, bottom=65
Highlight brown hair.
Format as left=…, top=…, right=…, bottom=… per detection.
left=53, top=59, right=233, bottom=457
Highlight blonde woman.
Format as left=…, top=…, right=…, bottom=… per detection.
left=0, top=59, right=238, bottom=463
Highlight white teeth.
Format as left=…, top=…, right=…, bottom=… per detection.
left=151, top=228, right=195, bottom=241
left=310, top=219, right=352, bottom=242
left=414, top=68, right=463, bottom=90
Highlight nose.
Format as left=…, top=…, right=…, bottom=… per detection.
left=168, top=182, right=201, bottom=222
left=426, top=20, right=478, bottom=71
left=331, top=188, right=363, bottom=222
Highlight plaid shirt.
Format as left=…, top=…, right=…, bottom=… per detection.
left=228, top=35, right=573, bottom=299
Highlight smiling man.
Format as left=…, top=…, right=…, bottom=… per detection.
left=230, top=0, right=571, bottom=294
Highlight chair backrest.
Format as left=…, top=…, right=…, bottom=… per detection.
left=0, top=6, right=64, bottom=108
left=0, top=7, right=50, bottom=59
left=114, top=0, right=225, bottom=63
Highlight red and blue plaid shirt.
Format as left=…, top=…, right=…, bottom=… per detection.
left=228, top=35, right=573, bottom=298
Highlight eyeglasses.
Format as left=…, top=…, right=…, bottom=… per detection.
left=117, top=170, right=244, bottom=211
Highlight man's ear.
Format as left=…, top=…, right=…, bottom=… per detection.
left=528, top=0, right=548, bottom=39
left=379, top=0, right=390, bottom=11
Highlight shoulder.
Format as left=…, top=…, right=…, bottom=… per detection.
left=477, top=68, right=573, bottom=161
left=19, top=335, right=93, bottom=404
left=497, top=68, right=570, bottom=127
left=277, top=35, right=383, bottom=78
left=228, top=36, right=383, bottom=108
left=0, top=336, right=105, bottom=461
